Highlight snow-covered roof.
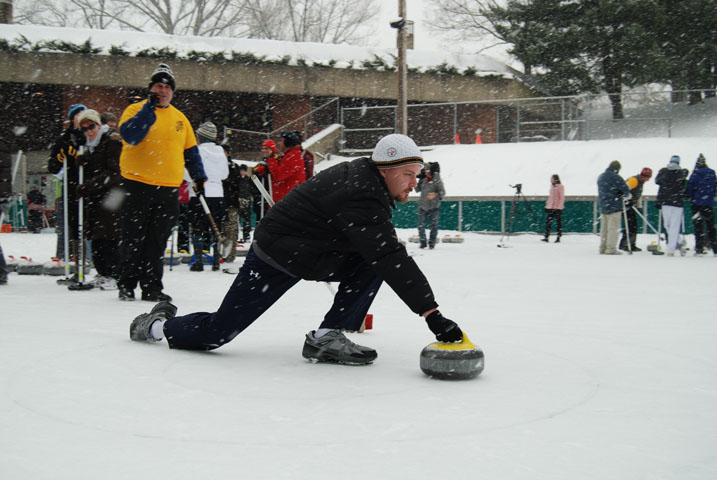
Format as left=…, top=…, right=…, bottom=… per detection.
left=0, top=24, right=518, bottom=79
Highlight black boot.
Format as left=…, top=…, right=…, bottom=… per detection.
left=554, top=236, right=561, bottom=243
left=119, top=287, right=135, bottom=301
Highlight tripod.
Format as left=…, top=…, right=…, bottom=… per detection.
left=498, top=184, right=540, bottom=247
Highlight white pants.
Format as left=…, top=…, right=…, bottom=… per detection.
left=661, top=206, right=683, bottom=254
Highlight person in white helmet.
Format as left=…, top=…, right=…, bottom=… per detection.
left=129, top=134, right=464, bottom=366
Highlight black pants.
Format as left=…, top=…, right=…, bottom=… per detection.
left=27, top=210, right=44, bottom=233
left=118, top=180, right=178, bottom=294
left=176, top=203, right=191, bottom=252
left=92, top=238, right=119, bottom=279
left=238, top=203, right=252, bottom=240
left=164, top=247, right=382, bottom=351
left=189, top=196, right=226, bottom=262
left=619, top=205, right=638, bottom=248
left=691, top=205, right=717, bottom=253
left=544, top=209, right=563, bottom=238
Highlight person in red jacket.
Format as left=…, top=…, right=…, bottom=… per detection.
left=253, top=131, right=306, bottom=204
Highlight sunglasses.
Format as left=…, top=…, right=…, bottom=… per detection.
left=81, top=124, right=97, bottom=133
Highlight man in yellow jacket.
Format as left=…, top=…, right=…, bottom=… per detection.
left=117, top=63, right=206, bottom=301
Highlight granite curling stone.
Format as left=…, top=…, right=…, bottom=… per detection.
left=420, top=333, right=484, bottom=380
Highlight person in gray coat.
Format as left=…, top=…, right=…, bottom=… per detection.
left=597, top=160, right=630, bottom=254
left=415, top=162, right=445, bottom=249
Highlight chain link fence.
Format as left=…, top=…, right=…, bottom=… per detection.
left=340, top=89, right=715, bottom=151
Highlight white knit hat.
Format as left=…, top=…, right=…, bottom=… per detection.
left=371, top=134, right=424, bottom=169
left=77, top=109, right=102, bottom=126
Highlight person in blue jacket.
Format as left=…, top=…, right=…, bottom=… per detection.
left=597, top=160, right=630, bottom=255
left=686, top=154, right=716, bottom=255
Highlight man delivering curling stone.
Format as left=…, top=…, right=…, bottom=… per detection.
left=129, top=134, right=467, bottom=367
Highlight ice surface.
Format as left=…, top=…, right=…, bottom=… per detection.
left=1, top=228, right=715, bottom=479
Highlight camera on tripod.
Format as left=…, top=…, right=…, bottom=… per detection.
left=509, top=183, right=523, bottom=194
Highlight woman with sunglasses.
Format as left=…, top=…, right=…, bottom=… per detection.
left=75, top=109, right=123, bottom=290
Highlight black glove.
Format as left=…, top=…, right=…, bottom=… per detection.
left=425, top=311, right=463, bottom=343
left=193, top=178, right=206, bottom=197
left=148, top=92, right=159, bottom=107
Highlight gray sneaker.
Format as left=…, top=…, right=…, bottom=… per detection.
left=302, top=330, right=377, bottom=365
left=129, top=301, right=177, bottom=342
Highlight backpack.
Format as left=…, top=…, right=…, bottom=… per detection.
left=303, top=149, right=314, bottom=179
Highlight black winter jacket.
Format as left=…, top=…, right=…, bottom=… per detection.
left=655, top=166, right=688, bottom=208
left=0, top=137, right=12, bottom=200
left=80, top=129, right=123, bottom=240
left=223, top=161, right=253, bottom=208
left=254, top=157, right=437, bottom=315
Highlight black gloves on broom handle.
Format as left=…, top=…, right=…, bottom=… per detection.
left=425, top=311, right=463, bottom=343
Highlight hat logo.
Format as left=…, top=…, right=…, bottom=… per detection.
left=387, top=147, right=397, bottom=157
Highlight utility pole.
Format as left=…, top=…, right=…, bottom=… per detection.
left=0, top=0, right=13, bottom=24
left=395, top=0, right=407, bottom=135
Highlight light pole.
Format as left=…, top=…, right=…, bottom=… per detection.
left=391, top=0, right=408, bottom=135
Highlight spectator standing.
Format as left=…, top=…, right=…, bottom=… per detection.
left=26, top=186, right=47, bottom=233
left=117, top=63, right=206, bottom=301
left=597, top=160, right=630, bottom=255
left=176, top=178, right=191, bottom=253
left=129, top=134, right=465, bottom=367
left=48, top=103, right=86, bottom=261
left=221, top=155, right=254, bottom=263
left=252, top=139, right=276, bottom=220
left=542, top=174, right=565, bottom=243
left=415, top=162, right=445, bottom=249
left=188, top=122, right=228, bottom=272
left=100, top=112, right=118, bottom=129
left=686, top=154, right=717, bottom=256
left=75, top=109, right=123, bottom=288
left=619, top=167, right=653, bottom=252
left=0, top=136, right=11, bottom=285
left=219, top=145, right=238, bottom=260
left=253, top=131, right=306, bottom=204
left=655, top=155, right=689, bottom=256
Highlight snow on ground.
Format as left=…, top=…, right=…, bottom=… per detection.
left=316, top=96, right=717, bottom=198
left=318, top=136, right=717, bottom=198
left=1, top=229, right=716, bottom=479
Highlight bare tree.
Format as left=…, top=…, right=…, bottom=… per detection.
left=425, top=0, right=508, bottom=53
left=13, top=0, right=74, bottom=26
left=13, top=0, right=378, bottom=45
left=243, top=0, right=378, bottom=44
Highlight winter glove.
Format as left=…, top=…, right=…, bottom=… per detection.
left=252, top=162, right=267, bottom=176
left=55, top=144, right=77, bottom=164
left=425, top=311, right=463, bottom=343
left=193, top=179, right=206, bottom=198
left=148, top=92, right=159, bottom=108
